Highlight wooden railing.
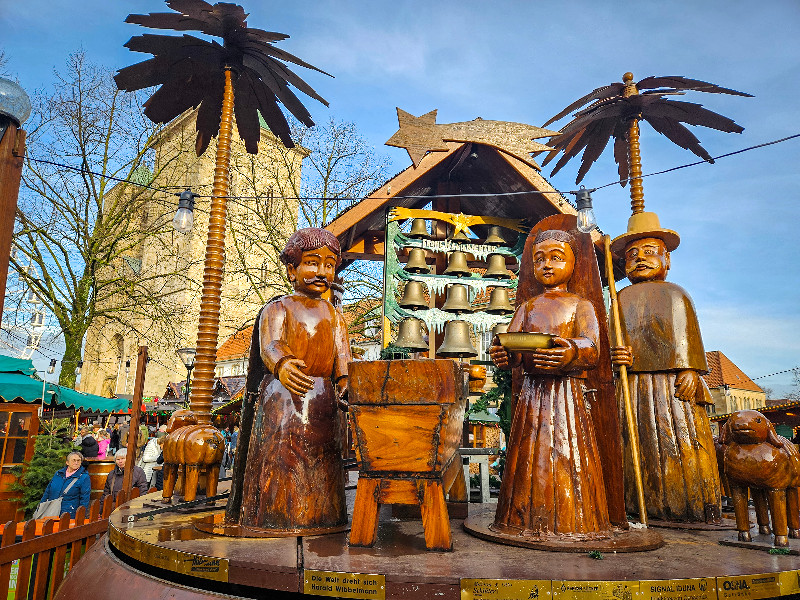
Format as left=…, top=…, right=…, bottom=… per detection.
left=0, top=487, right=145, bottom=600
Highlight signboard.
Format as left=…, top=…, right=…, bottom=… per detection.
left=639, top=578, right=716, bottom=600
left=461, top=579, right=552, bottom=600
left=552, top=580, right=638, bottom=600
left=304, top=569, right=385, bottom=599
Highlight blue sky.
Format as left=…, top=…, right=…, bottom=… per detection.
left=2, top=0, right=799, bottom=394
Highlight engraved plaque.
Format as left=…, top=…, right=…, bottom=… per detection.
left=173, top=549, right=229, bottom=582
left=461, top=579, right=552, bottom=600
left=717, top=573, right=780, bottom=600
left=639, top=578, right=716, bottom=600
left=304, top=569, right=386, bottom=599
left=552, top=580, right=638, bottom=600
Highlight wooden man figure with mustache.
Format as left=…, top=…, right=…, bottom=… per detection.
left=237, top=227, right=352, bottom=534
left=610, top=212, right=720, bottom=524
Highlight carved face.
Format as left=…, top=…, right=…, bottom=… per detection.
left=287, top=246, right=338, bottom=298
left=533, top=239, right=574, bottom=288
left=728, top=410, right=770, bottom=444
left=624, top=237, right=670, bottom=283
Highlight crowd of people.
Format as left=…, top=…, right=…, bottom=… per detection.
left=38, top=420, right=240, bottom=519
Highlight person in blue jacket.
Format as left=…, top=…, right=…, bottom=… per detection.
left=39, top=451, right=91, bottom=518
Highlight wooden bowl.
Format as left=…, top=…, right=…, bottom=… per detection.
left=497, top=332, right=555, bottom=351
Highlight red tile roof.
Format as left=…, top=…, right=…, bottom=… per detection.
left=216, top=327, right=253, bottom=361
left=702, top=350, right=763, bottom=393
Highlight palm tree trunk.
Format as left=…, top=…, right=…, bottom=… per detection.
left=190, top=67, right=235, bottom=425
left=628, top=119, right=645, bottom=215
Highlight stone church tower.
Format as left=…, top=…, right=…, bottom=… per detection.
left=80, top=110, right=304, bottom=398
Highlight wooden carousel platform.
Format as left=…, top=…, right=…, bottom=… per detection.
left=55, top=482, right=800, bottom=600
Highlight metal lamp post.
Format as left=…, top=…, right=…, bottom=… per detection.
left=176, top=348, right=196, bottom=405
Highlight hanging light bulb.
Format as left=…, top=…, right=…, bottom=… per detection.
left=47, top=359, right=56, bottom=375
left=125, top=359, right=131, bottom=375
left=575, top=187, right=597, bottom=233
left=75, top=360, right=83, bottom=376
left=172, top=189, right=197, bottom=233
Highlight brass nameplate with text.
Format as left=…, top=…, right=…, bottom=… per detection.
left=304, top=569, right=385, bottom=599
left=716, top=573, right=781, bottom=600
left=173, top=548, right=229, bottom=582
left=461, top=579, right=552, bottom=600
left=639, top=578, right=716, bottom=600
left=552, top=580, right=638, bottom=600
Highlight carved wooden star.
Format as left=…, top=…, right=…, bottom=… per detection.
left=385, top=107, right=558, bottom=168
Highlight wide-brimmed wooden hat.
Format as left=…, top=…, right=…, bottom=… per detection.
left=610, top=211, right=680, bottom=255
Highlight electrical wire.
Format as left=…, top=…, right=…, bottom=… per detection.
left=21, top=132, right=800, bottom=202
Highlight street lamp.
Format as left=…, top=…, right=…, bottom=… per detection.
left=176, top=348, right=197, bottom=405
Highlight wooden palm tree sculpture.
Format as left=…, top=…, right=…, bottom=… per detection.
left=541, top=73, right=751, bottom=215
left=115, top=0, right=330, bottom=424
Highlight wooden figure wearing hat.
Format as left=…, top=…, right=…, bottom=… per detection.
left=610, top=212, right=721, bottom=524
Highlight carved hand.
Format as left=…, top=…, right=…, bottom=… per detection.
left=489, top=335, right=518, bottom=369
left=610, top=345, right=633, bottom=367
left=532, top=337, right=576, bottom=371
left=278, top=358, right=314, bottom=396
left=674, top=370, right=700, bottom=403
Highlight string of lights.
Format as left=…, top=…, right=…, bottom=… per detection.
left=23, top=132, right=800, bottom=203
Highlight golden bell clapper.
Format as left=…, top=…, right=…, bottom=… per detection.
left=443, top=250, right=470, bottom=277
left=485, top=286, right=514, bottom=314
left=398, top=280, right=428, bottom=310
left=484, top=253, right=511, bottom=279
left=436, top=320, right=478, bottom=358
left=394, top=317, right=428, bottom=351
left=441, top=284, right=473, bottom=313
left=484, top=225, right=506, bottom=246
left=404, top=247, right=429, bottom=273
left=408, top=218, right=430, bottom=239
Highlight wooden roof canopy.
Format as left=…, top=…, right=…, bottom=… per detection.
left=325, top=109, right=609, bottom=274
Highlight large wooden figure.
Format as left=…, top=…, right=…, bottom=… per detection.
left=720, top=410, right=800, bottom=547
left=489, top=228, right=612, bottom=541
left=610, top=212, right=721, bottom=523
left=237, top=227, right=352, bottom=534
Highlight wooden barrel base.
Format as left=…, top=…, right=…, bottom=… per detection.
left=194, top=512, right=350, bottom=538
left=649, top=517, right=739, bottom=531
left=463, top=510, right=664, bottom=553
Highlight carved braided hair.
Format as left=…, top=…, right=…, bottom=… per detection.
left=533, top=229, right=575, bottom=253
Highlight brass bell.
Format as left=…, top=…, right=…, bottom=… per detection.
left=492, top=322, right=509, bottom=338
left=394, top=317, right=428, bottom=351
left=484, top=225, right=506, bottom=246
left=408, top=218, right=429, bottom=239
left=398, top=280, right=428, bottom=310
left=436, top=320, right=478, bottom=358
left=404, top=248, right=429, bottom=274
left=441, top=284, right=473, bottom=313
left=484, top=253, right=511, bottom=279
left=485, top=286, right=514, bottom=314
left=449, top=229, right=470, bottom=243
left=443, top=251, right=470, bottom=277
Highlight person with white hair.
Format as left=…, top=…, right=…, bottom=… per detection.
left=101, top=448, right=149, bottom=502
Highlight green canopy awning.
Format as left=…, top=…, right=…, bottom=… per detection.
left=0, top=355, right=128, bottom=412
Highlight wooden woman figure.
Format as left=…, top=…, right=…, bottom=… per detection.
left=489, top=228, right=612, bottom=541
left=237, top=227, right=352, bottom=534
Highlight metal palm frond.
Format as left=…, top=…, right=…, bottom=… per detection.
left=114, top=0, right=331, bottom=154
left=541, top=73, right=752, bottom=185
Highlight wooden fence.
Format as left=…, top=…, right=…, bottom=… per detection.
left=0, top=487, right=145, bottom=600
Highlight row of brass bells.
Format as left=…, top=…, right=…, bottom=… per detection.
left=394, top=317, right=428, bottom=351
left=484, top=253, right=511, bottom=279
left=486, top=287, right=514, bottom=314
left=408, top=218, right=429, bottom=239
left=436, top=320, right=478, bottom=358
left=441, top=284, right=473, bottom=313
left=443, top=250, right=470, bottom=277
left=398, top=280, right=428, bottom=310
left=484, top=225, right=506, bottom=246
left=404, top=248, right=429, bottom=273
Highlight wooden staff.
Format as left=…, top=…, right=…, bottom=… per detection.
left=604, top=235, right=647, bottom=526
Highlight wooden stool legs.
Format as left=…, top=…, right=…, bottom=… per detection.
left=420, top=481, right=452, bottom=551
left=350, top=479, right=381, bottom=547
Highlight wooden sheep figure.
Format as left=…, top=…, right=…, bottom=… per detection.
left=162, top=409, right=225, bottom=503
left=720, top=409, right=800, bottom=547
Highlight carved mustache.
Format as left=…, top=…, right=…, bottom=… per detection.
left=303, top=276, right=330, bottom=286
